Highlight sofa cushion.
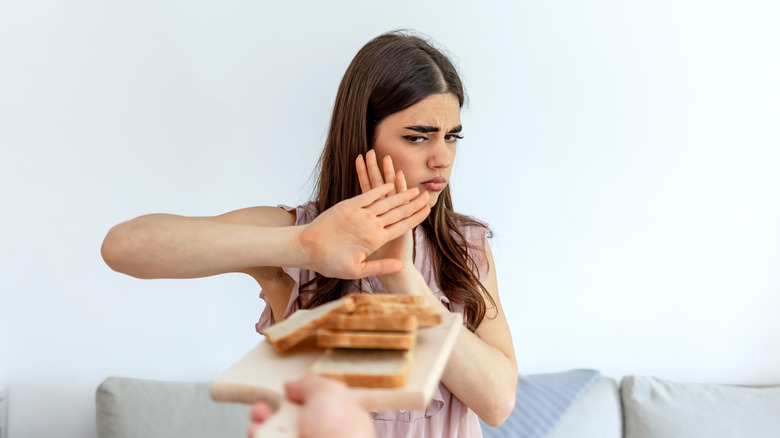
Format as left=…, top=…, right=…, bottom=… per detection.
left=547, top=376, right=622, bottom=438
left=481, top=369, right=604, bottom=438
left=96, top=377, right=250, bottom=438
left=622, top=375, right=780, bottom=438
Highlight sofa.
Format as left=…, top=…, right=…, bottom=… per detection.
left=96, top=373, right=780, bottom=438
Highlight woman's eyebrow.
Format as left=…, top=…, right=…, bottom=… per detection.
left=405, top=125, right=439, bottom=133
left=404, top=124, right=463, bottom=133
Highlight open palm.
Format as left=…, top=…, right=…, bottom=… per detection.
left=297, top=181, right=429, bottom=279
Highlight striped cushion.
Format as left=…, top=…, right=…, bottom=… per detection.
left=481, top=369, right=601, bottom=438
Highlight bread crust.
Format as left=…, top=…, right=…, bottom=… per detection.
left=316, top=372, right=409, bottom=388
left=310, top=349, right=412, bottom=388
left=261, top=297, right=356, bottom=352
left=353, top=303, right=435, bottom=314
left=321, top=314, right=418, bottom=332
left=316, top=330, right=416, bottom=350
left=346, top=293, right=424, bottom=306
left=351, top=303, right=443, bottom=327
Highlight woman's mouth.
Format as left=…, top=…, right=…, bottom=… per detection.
left=421, top=177, right=447, bottom=192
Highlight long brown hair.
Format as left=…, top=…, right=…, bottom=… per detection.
left=299, top=30, right=495, bottom=332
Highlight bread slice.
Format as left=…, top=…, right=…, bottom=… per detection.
left=352, top=303, right=443, bottom=327
left=406, top=313, right=442, bottom=328
left=321, top=314, right=418, bottom=332
left=310, top=348, right=412, bottom=388
left=261, top=297, right=356, bottom=352
left=316, top=330, right=416, bottom=350
left=346, top=293, right=424, bottom=306
left=353, top=303, right=435, bottom=314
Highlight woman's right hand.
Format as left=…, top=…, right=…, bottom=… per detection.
left=295, top=182, right=429, bottom=279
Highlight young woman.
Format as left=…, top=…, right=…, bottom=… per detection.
left=102, top=31, right=517, bottom=437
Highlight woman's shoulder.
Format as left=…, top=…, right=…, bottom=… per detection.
left=451, top=213, right=492, bottom=282
left=278, top=202, right=319, bottom=226
left=451, top=213, right=491, bottom=244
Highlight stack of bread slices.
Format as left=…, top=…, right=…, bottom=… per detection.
left=261, top=293, right=442, bottom=388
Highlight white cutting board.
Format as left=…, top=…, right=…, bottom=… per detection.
left=210, top=311, right=461, bottom=413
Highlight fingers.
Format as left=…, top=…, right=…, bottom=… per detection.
left=395, top=169, right=407, bottom=193
left=355, top=155, right=371, bottom=194
left=365, top=150, right=386, bottom=189
left=383, top=196, right=431, bottom=239
left=376, top=190, right=430, bottom=227
left=358, top=150, right=399, bottom=196
left=284, top=374, right=320, bottom=403
left=357, top=151, right=396, bottom=192
left=250, top=403, right=274, bottom=422
left=382, top=155, right=396, bottom=190
left=353, top=183, right=396, bottom=207
left=247, top=403, right=274, bottom=438
left=284, top=374, right=346, bottom=403
left=364, top=187, right=422, bottom=217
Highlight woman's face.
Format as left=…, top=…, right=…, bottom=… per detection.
left=372, top=92, right=461, bottom=207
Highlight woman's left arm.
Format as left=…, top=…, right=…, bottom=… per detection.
left=440, top=242, right=517, bottom=426
left=382, top=242, right=517, bottom=427
left=356, top=150, right=517, bottom=425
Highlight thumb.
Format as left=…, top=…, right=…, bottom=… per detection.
left=284, top=374, right=341, bottom=403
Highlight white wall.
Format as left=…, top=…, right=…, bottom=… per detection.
left=2, top=1, right=779, bottom=437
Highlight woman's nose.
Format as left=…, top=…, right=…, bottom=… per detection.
left=427, top=139, right=454, bottom=169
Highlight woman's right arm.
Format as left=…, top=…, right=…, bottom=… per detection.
left=100, top=207, right=298, bottom=279
left=101, top=183, right=431, bottom=281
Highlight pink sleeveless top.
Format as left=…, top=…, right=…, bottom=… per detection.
left=255, top=203, right=489, bottom=438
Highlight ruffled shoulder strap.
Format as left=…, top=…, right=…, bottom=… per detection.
left=255, top=203, right=319, bottom=332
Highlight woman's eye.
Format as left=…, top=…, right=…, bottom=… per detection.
left=445, top=134, right=464, bottom=142
left=404, top=135, right=427, bottom=144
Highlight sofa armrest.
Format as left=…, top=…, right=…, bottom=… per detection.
left=547, top=376, right=623, bottom=438
left=621, top=375, right=780, bottom=438
left=96, top=377, right=250, bottom=438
